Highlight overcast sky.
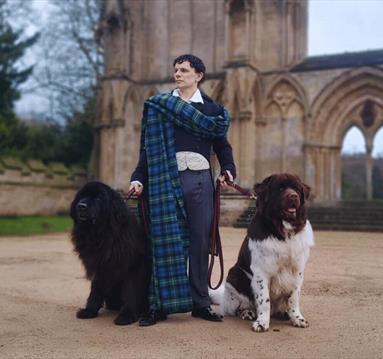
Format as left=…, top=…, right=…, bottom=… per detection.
left=307, top=0, right=383, bottom=156
left=15, top=0, right=383, bottom=156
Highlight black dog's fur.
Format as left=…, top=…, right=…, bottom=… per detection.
left=70, top=181, right=149, bottom=325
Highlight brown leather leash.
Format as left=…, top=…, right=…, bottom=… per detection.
left=208, top=179, right=224, bottom=290
left=119, top=188, right=150, bottom=238
left=208, top=174, right=256, bottom=290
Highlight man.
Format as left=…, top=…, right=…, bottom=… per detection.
left=130, top=54, right=236, bottom=326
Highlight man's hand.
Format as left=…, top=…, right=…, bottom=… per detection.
left=218, top=170, right=233, bottom=188
left=129, top=181, right=144, bottom=195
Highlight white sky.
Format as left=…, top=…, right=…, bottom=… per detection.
left=309, top=0, right=383, bottom=157
left=309, top=0, right=383, bottom=55
left=14, top=0, right=383, bottom=156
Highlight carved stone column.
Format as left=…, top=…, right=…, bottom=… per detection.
left=366, top=142, right=373, bottom=200
left=238, top=110, right=254, bottom=187
left=281, top=117, right=287, bottom=172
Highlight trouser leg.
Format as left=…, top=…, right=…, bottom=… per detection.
left=180, top=169, right=213, bottom=309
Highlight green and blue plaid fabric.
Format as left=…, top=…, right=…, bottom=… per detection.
left=142, top=93, right=230, bottom=314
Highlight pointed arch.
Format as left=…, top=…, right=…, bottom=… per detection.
left=334, top=95, right=383, bottom=146
left=310, top=68, right=383, bottom=146
left=265, top=74, right=308, bottom=118
left=312, top=67, right=383, bottom=116
left=306, top=67, right=383, bottom=201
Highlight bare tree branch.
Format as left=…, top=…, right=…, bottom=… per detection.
left=26, top=0, right=103, bottom=122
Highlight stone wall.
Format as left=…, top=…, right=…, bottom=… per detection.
left=219, top=193, right=253, bottom=227
left=0, top=157, right=87, bottom=216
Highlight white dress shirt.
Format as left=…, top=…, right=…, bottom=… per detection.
left=172, top=89, right=210, bottom=171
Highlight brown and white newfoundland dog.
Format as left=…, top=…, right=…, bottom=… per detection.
left=210, top=174, right=314, bottom=332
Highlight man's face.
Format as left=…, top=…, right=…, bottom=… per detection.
left=173, top=61, right=203, bottom=91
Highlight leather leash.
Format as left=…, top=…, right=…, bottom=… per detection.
left=208, top=174, right=256, bottom=290
left=208, top=178, right=224, bottom=290
left=120, top=188, right=150, bottom=238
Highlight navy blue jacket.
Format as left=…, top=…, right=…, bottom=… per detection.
left=131, top=92, right=236, bottom=185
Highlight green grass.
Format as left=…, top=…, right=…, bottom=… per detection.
left=0, top=215, right=72, bottom=236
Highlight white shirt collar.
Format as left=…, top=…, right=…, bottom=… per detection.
left=172, top=88, right=204, bottom=104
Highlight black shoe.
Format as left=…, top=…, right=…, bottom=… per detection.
left=139, top=309, right=167, bottom=327
left=191, top=306, right=223, bottom=322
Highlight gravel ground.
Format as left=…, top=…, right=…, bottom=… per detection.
left=0, top=228, right=382, bottom=359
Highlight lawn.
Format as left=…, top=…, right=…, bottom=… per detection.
left=0, top=215, right=72, bottom=236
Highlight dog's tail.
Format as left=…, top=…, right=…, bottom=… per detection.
left=209, top=284, right=225, bottom=306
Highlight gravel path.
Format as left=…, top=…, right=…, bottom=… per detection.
left=0, top=228, right=382, bottom=359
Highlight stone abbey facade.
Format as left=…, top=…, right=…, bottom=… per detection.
left=96, top=0, right=383, bottom=202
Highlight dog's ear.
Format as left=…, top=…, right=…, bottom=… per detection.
left=254, top=175, right=274, bottom=209
left=300, top=182, right=311, bottom=202
left=254, top=175, right=274, bottom=195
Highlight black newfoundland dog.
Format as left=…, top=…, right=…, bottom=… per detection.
left=70, top=181, right=149, bottom=325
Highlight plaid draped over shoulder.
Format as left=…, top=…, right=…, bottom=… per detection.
left=141, top=93, right=230, bottom=314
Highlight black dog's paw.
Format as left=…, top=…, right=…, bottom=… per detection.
left=76, top=308, right=98, bottom=319
left=114, top=313, right=137, bottom=326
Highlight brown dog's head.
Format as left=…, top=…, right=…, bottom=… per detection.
left=249, top=174, right=311, bottom=240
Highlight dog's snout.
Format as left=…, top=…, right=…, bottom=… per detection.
left=288, top=192, right=299, bottom=200
left=77, top=202, right=88, bottom=211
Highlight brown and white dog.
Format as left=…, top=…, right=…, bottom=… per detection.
left=210, top=174, right=314, bottom=332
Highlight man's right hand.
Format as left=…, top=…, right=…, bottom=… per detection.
left=129, top=181, right=144, bottom=195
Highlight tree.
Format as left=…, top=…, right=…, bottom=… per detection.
left=0, top=0, right=39, bottom=155
left=0, top=0, right=38, bottom=117
left=0, top=0, right=97, bottom=169
left=32, top=0, right=103, bottom=121
left=19, top=115, right=92, bottom=167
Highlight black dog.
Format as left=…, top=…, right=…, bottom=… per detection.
left=70, top=181, right=149, bottom=325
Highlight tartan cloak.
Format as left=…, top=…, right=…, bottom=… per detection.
left=141, top=93, right=230, bottom=314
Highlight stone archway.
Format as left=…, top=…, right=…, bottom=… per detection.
left=309, top=68, right=383, bottom=201
left=262, top=74, right=308, bottom=179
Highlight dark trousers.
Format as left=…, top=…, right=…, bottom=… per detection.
left=179, top=169, right=213, bottom=310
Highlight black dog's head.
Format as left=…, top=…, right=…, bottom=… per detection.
left=249, top=174, right=311, bottom=240
left=70, top=181, right=127, bottom=226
